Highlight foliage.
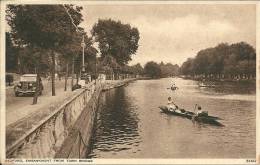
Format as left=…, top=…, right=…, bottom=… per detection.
left=6, top=5, right=84, bottom=74
left=180, top=42, right=256, bottom=77
left=159, top=62, right=179, bottom=77
left=6, top=5, right=83, bottom=49
left=6, top=4, right=84, bottom=99
left=92, top=19, right=140, bottom=65
left=144, top=61, right=161, bottom=78
left=130, top=63, right=144, bottom=75
left=6, top=32, right=18, bottom=72
left=17, top=46, right=49, bottom=74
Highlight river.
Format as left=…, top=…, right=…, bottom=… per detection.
left=88, top=78, right=256, bottom=158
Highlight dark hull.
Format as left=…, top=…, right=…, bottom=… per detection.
left=159, top=106, right=224, bottom=126
left=198, top=85, right=216, bottom=88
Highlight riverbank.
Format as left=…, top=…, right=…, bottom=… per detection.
left=179, top=75, right=256, bottom=85
left=102, top=78, right=138, bottom=91
left=6, top=78, right=138, bottom=159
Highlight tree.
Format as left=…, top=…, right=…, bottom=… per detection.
left=180, top=42, right=256, bottom=80
left=131, top=63, right=144, bottom=75
left=57, top=32, right=92, bottom=91
left=144, top=61, right=161, bottom=78
left=91, top=19, right=140, bottom=66
left=100, top=55, right=121, bottom=80
left=160, top=62, right=179, bottom=77
left=6, top=32, right=19, bottom=73
left=180, top=58, right=194, bottom=75
left=6, top=5, right=84, bottom=103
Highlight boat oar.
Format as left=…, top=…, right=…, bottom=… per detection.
left=191, top=104, right=198, bottom=122
left=193, top=104, right=197, bottom=113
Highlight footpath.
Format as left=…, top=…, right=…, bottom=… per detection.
left=6, top=79, right=83, bottom=147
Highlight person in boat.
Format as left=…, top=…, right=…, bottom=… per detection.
left=167, top=97, right=177, bottom=111
left=170, top=83, right=178, bottom=91
left=167, top=97, right=182, bottom=113
left=196, top=106, right=203, bottom=116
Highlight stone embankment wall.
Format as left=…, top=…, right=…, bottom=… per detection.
left=6, top=81, right=101, bottom=158
left=54, top=83, right=102, bottom=158
left=6, top=78, right=136, bottom=159
left=54, top=78, right=138, bottom=158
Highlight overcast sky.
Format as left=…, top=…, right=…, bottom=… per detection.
left=81, top=4, right=256, bottom=66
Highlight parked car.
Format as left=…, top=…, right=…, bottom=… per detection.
left=78, top=73, right=91, bottom=87
left=14, top=74, right=43, bottom=97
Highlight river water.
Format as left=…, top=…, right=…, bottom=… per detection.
left=88, top=78, right=256, bottom=158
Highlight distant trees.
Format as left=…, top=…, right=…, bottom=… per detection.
left=131, top=63, right=144, bottom=75
left=159, top=62, right=179, bottom=77
left=180, top=42, right=256, bottom=80
left=144, top=61, right=161, bottom=78
left=143, top=61, right=179, bottom=79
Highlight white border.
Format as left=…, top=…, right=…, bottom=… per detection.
left=0, top=1, right=6, bottom=163
left=0, top=0, right=258, bottom=5
left=256, top=2, right=260, bottom=164
left=0, top=1, right=259, bottom=164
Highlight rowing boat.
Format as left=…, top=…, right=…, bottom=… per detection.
left=198, top=82, right=216, bottom=88
left=159, top=106, right=224, bottom=126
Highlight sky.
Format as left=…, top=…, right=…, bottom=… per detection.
left=80, top=4, right=256, bottom=67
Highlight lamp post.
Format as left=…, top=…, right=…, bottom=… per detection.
left=81, top=35, right=86, bottom=73
left=95, top=53, right=97, bottom=84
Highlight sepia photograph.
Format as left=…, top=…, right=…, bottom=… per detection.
left=1, top=0, right=259, bottom=164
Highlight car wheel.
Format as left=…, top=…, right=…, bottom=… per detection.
left=15, top=92, right=19, bottom=97
left=39, top=91, right=42, bottom=95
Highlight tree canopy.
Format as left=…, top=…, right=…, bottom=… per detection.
left=180, top=42, right=256, bottom=78
left=91, top=19, right=140, bottom=65
left=6, top=32, right=18, bottom=72
left=6, top=5, right=83, bottom=49
left=144, top=61, right=161, bottom=78
left=159, top=62, right=179, bottom=77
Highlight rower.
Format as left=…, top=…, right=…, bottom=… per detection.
left=196, top=106, right=203, bottom=116
left=167, top=97, right=177, bottom=111
left=170, top=83, right=178, bottom=91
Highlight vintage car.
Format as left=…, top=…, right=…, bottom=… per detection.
left=78, top=73, right=92, bottom=87
left=14, top=74, right=43, bottom=97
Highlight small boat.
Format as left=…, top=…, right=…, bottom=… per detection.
left=199, top=84, right=216, bottom=88
left=167, top=86, right=179, bottom=91
left=159, top=106, right=224, bottom=126
left=198, top=82, right=216, bottom=88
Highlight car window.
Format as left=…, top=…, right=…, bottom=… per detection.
left=20, top=76, right=37, bottom=82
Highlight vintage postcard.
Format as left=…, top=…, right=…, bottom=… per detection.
left=0, top=0, right=259, bottom=164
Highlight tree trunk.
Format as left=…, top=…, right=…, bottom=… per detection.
left=51, top=51, right=56, bottom=96
left=32, top=63, right=40, bottom=105
left=71, top=56, right=74, bottom=91
left=64, top=61, right=69, bottom=91
left=76, top=72, right=79, bottom=84
left=18, top=55, right=21, bottom=75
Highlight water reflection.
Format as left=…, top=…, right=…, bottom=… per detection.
left=88, top=88, right=141, bottom=158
